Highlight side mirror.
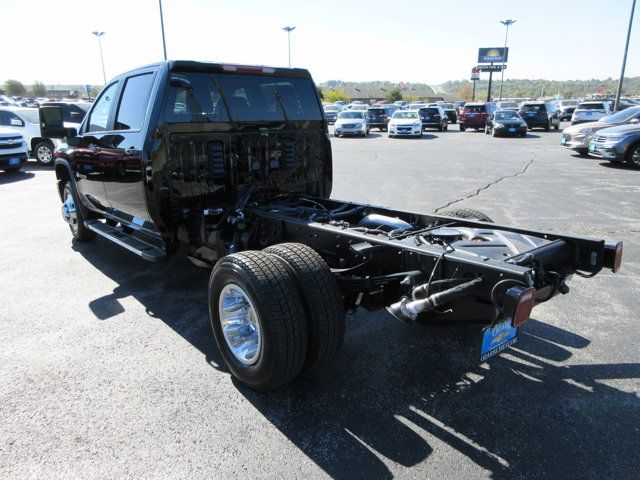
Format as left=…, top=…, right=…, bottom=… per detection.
left=40, top=106, right=78, bottom=139
left=10, top=118, right=24, bottom=127
left=39, top=106, right=65, bottom=138
left=630, top=118, right=640, bottom=124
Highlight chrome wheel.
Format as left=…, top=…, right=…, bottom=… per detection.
left=218, top=283, right=262, bottom=365
left=61, top=186, right=78, bottom=234
left=36, top=144, right=53, bottom=165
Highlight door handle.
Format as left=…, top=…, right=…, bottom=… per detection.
left=124, top=147, right=139, bottom=156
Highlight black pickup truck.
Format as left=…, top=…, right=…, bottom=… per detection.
left=40, top=61, right=623, bottom=391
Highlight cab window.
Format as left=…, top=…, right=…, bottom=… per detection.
left=115, top=73, right=155, bottom=130
left=87, top=83, right=118, bottom=133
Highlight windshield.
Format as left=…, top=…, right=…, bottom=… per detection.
left=393, top=111, right=418, bottom=119
left=495, top=111, right=521, bottom=120
left=498, top=102, right=519, bottom=109
left=349, top=105, right=368, bottom=111
left=560, top=101, right=578, bottom=106
left=439, top=103, right=454, bottom=109
left=464, top=105, right=485, bottom=113
left=324, top=105, right=341, bottom=112
left=602, top=106, right=640, bottom=123
left=165, top=71, right=322, bottom=123
left=367, top=108, right=385, bottom=114
left=578, top=103, right=605, bottom=110
left=338, top=111, right=364, bottom=119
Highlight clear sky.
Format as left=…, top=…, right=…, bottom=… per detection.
left=2, top=0, right=638, bottom=86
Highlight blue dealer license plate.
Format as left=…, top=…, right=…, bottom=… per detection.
left=480, top=319, right=518, bottom=361
left=8, top=157, right=20, bottom=165
left=509, top=128, right=516, bottom=132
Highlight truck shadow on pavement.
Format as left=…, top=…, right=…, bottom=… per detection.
left=0, top=170, right=35, bottom=185
left=74, top=240, right=640, bottom=480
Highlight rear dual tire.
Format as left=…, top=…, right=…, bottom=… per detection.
left=209, top=244, right=345, bottom=391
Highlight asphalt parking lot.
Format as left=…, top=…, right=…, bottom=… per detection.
left=1, top=122, right=639, bottom=479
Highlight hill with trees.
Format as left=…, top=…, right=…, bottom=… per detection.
left=318, top=77, right=640, bottom=102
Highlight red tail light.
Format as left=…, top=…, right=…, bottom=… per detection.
left=503, top=286, right=537, bottom=327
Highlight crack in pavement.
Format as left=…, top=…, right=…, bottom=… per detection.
left=434, top=153, right=538, bottom=213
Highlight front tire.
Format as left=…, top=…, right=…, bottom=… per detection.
left=34, top=140, right=55, bottom=166
left=209, top=251, right=308, bottom=391
left=62, top=181, right=96, bottom=241
left=460, top=124, right=466, bottom=132
left=625, top=143, right=640, bottom=169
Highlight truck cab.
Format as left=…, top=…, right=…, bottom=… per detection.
left=46, top=61, right=332, bottom=261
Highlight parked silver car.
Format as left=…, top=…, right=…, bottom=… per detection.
left=561, top=106, right=640, bottom=154
left=334, top=110, right=370, bottom=137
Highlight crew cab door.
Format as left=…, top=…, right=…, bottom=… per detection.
left=100, top=70, right=157, bottom=222
left=69, top=81, right=120, bottom=211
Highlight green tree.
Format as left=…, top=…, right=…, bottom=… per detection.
left=3, top=79, right=27, bottom=96
left=31, top=81, right=47, bottom=97
left=316, top=86, right=324, bottom=100
left=324, top=89, right=350, bottom=103
left=384, top=88, right=402, bottom=103
left=456, top=83, right=473, bottom=101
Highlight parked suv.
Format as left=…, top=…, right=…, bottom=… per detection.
left=0, top=107, right=67, bottom=165
left=557, top=100, right=578, bottom=121
left=0, top=128, right=28, bottom=172
left=437, top=102, right=458, bottom=123
left=571, top=101, right=612, bottom=125
left=366, top=105, right=396, bottom=131
left=323, top=104, right=343, bottom=124
left=519, top=101, right=560, bottom=131
left=588, top=123, right=640, bottom=169
left=417, top=106, right=448, bottom=131
left=458, top=102, right=496, bottom=131
left=561, top=105, right=640, bottom=155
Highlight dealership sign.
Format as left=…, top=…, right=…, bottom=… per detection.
left=478, top=47, right=509, bottom=64
left=478, top=64, right=506, bottom=72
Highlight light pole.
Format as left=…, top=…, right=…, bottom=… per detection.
left=614, top=0, right=636, bottom=111
left=498, top=19, right=516, bottom=101
left=282, top=26, right=296, bottom=68
left=159, top=0, right=168, bottom=60
left=92, top=31, right=106, bottom=84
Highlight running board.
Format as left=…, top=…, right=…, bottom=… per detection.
left=84, top=220, right=166, bottom=262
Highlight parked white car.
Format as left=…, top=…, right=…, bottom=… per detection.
left=388, top=110, right=423, bottom=137
left=0, top=128, right=29, bottom=172
left=0, top=105, right=85, bottom=166
left=571, top=101, right=612, bottom=125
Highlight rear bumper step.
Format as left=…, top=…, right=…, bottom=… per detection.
left=84, top=220, right=166, bottom=262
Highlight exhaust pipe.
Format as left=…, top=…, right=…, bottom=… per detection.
left=386, top=277, right=483, bottom=322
